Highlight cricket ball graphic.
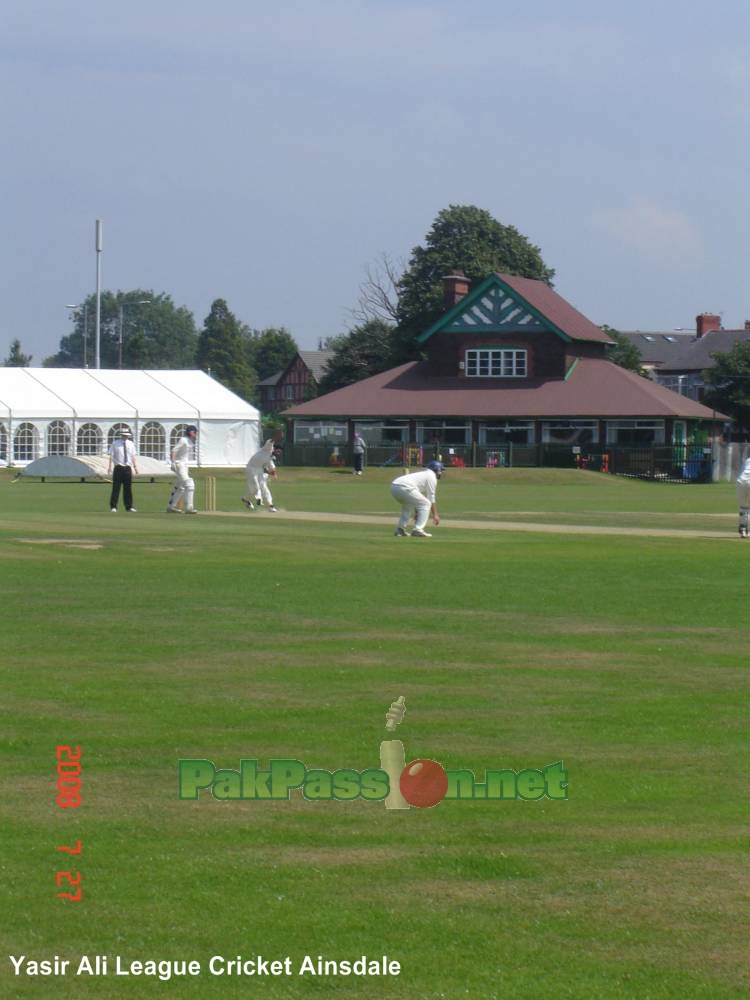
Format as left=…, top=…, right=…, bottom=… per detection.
left=399, top=759, right=448, bottom=809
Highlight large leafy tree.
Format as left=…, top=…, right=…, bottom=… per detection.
left=392, top=204, right=555, bottom=363
left=197, top=299, right=256, bottom=401
left=44, top=291, right=198, bottom=369
left=3, top=339, right=32, bottom=366
left=243, top=327, right=298, bottom=381
left=703, top=342, right=750, bottom=433
left=317, top=319, right=396, bottom=395
left=121, top=295, right=197, bottom=369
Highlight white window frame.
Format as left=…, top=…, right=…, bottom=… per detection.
left=47, top=420, right=71, bottom=457
left=140, top=421, right=166, bottom=460
left=465, top=348, right=527, bottom=378
left=77, top=422, right=103, bottom=456
left=14, top=422, right=39, bottom=462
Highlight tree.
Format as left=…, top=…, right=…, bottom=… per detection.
left=351, top=252, right=403, bottom=325
left=242, top=327, right=298, bottom=381
left=3, top=339, right=32, bottom=366
left=197, top=299, right=256, bottom=401
left=44, top=291, right=198, bottom=369
left=602, top=326, right=644, bottom=374
left=317, top=319, right=396, bottom=395
left=121, top=295, right=197, bottom=369
left=703, top=342, right=750, bottom=434
left=392, top=204, right=555, bottom=363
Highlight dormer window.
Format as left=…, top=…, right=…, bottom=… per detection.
left=465, top=348, right=527, bottom=377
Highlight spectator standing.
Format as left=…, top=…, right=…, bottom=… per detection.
left=107, top=428, right=138, bottom=513
left=352, top=432, right=367, bottom=475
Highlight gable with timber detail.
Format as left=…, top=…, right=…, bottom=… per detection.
left=442, top=284, right=546, bottom=334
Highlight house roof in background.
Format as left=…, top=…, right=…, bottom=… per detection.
left=283, top=357, right=725, bottom=421
left=258, top=350, right=335, bottom=390
left=656, top=330, right=750, bottom=372
left=617, top=331, right=695, bottom=367
left=297, top=350, right=334, bottom=381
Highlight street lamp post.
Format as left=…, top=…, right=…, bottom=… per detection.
left=65, top=303, right=90, bottom=368
left=95, top=219, right=103, bottom=369
left=118, top=300, right=151, bottom=368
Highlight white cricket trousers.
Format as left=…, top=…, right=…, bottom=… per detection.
left=169, top=462, right=195, bottom=511
left=738, top=482, right=750, bottom=529
left=247, top=468, right=273, bottom=505
left=391, top=482, right=430, bottom=531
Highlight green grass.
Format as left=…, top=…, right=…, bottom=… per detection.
left=1, top=468, right=748, bottom=998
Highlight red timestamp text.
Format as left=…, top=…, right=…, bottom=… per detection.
left=55, top=746, right=83, bottom=901
left=55, top=745, right=82, bottom=808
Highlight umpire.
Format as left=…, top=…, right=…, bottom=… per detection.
left=107, top=428, right=139, bottom=512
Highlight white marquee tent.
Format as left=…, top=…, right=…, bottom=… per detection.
left=0, top=369, right=260, bottom=468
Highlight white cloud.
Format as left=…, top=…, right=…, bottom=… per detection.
left=597, top=198, right=704, bottom=265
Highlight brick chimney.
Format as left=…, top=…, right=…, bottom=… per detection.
left=696, top=313, right=721, bottom=338
left=443, top=271, right=471, bottom=310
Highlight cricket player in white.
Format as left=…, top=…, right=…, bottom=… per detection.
left=167, top=425, right=198, bottom=513
left=242, top=439, right=278, bottom=512
left=736, top=455, right=750, bottom=538
left=391, top=461, right=442, bottom=537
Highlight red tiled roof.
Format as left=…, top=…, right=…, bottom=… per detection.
left=283, top=357, right=726, bottom=420
left=496, top=274, right=613, bottom=344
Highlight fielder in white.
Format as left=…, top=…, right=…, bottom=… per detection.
left=167, top=425, right=198, bottom=514
left=736, top=456, right=750, bottom=538
left=242, top=439, right=278, bottom=512
left=390, top=461, right=442, bottom=537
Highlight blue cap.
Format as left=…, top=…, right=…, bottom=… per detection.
left=427, top=460, right=444, bottom=475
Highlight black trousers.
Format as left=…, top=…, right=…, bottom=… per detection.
left=110, top=465, right=134, bottom=510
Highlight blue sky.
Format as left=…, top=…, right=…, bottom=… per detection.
left=2, top=0, right=750, bottom=363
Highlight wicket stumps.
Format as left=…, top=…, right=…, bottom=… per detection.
left=203, top=476, right=216, bottom=512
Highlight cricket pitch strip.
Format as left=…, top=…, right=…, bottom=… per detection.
left=212, top=509, right=737, bottom=540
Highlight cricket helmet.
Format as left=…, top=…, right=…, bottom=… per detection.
left=427, top=460, right=444, bottom=477
left=186, top=425, right=198, bottom=437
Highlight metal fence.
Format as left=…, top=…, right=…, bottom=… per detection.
left=282, top=442, right=715, bottom=482
left=569, top=446, right=713, bottom=483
